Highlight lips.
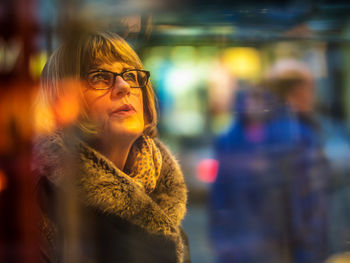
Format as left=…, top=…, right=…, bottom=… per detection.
left=110, top=104, right=136, bottom=116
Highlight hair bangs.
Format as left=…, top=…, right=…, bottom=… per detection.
left=81, top=33, right=142, bottom=74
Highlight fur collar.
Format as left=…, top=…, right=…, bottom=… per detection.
left=33, top=131, right=188, bottom=262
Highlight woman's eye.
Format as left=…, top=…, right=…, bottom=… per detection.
left=123, top=72, right=137, bottom=81
left=89, top=73, right=111, bottom=84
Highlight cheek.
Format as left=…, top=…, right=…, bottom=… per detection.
left=300, top=90, right=313, bottom=104
left=89, top=103, right=108, bottom=121
left=132, top=91, right=144, bottom=118
left=83, top=91, right=109, bottom=121
left=139, top=97, right=146, bottom=125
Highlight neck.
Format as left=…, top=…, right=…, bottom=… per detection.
left=91, top=136, right=136, bottom=171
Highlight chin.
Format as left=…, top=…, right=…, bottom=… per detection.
left=108, top=123, right=144, bottom=140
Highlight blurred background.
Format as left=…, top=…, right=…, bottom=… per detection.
left=2, top=0, right=350, bottom=262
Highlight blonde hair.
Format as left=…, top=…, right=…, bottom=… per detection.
left=263, top=59, right=313, bottom=102
left=37, top=31, right=157, bottom=137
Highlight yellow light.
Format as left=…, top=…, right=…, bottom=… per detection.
left=222, top=47, right=261, bottom=79
left=30, top=52, right=48, bottom=80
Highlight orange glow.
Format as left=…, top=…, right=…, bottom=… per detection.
left=34, top=102, right=56, bottom=135
left=34, top=79, right=82, bottom=135
left=54, top=82, right=81, bottom=127
left=0, top=85, right=36, bottom=153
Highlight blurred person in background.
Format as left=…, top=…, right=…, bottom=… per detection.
left=209, top=86, right=292, bottom=263
left=268, top=59, right=350, bottom=258
left=266, top=59, right=317, bottom=127
left=32, top=31, right=190, bottom=263
left=209, top=59, right=331, bottom=263
left=264, top=59, right=331, bottom=262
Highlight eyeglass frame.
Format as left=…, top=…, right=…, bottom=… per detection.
left=85, top=69, right=150, bottom=90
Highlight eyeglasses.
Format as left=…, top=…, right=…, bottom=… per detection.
left=86, top=69, right=150, bottom=90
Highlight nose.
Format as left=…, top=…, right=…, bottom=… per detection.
left=110, top=76, right=131, bottom=98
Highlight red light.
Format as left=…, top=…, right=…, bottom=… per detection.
left=196, top=158, right=219, bottom=183
left=0, top=170, right=8, bottom=192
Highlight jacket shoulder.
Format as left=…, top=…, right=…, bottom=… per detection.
left=154, top=139, right=183, bottom=180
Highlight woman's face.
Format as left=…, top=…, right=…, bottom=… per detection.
left=83, top=61, right=144, bottom=141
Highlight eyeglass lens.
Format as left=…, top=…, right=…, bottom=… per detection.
left=87, top=70, right=147, bottom=89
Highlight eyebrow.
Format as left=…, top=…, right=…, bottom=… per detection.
left=89, top=64, right=134, bottom=73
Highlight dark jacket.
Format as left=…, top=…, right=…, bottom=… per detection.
left=33, top=131, right=190, bottom=263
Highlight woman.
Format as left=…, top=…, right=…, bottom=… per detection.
left=33, top=31, right=189, bottom=263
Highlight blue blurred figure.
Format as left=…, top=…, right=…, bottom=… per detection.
left=209, top=61, right=331, bottom=263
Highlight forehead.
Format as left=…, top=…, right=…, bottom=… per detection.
left=90, top=61, right=133, bottom=72
left=84, top=47, right=141, bottom=73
